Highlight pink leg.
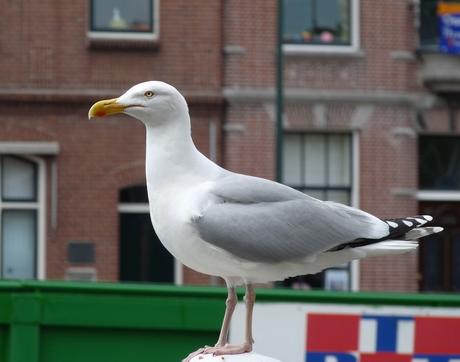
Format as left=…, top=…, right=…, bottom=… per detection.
left=202, top=284, right=255, bottom=356
left=182, top=284, right=255, bottom=361
left=215, top=286, right=238, bottom=346
left=242, top=284, right=255, bottom=347
left=182, top=285, right=238, bottom=362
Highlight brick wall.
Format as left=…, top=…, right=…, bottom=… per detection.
left=0, top=0, right=223, bottom=91
left=0, top=0, right=435, bottom=291
left=0, top=0, right=223, bottom=283
left=222, top=0, right=424, bottom=292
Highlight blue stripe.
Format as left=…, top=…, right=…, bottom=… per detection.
left=362, top=315, right=413, bottom=352
left=413, top=355, right=460, bottom=362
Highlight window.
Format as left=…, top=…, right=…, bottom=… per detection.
left=282, top=133, right=354, bottom=291
left=89, top=0, right=159, bottom=40
left=0, top=156, right=44, bottom=279
left=118, top=185, right=175, bottom=283
left=418, top=136, right=460, bottom=292
left=419, top=0, right=439, bottom=50
left=419, top=0, right=460, bottom=50
left=282, top=0, right=359, bottom=52
left=419, top=136, right=460, bottom=190
left=419, top=201, right=460, bottom=292
left=418, top=135, right=460, bottom=292
left=283, top=133, right=352, bottom=204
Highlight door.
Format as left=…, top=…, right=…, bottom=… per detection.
left=419, top=201, right=460, bottom=292
left=118, top=185, right=174, bottom=283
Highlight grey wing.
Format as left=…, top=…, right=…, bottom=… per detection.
left=194, top=175, right=390, bottom=263
left=209, top=173, right=313, bottom=203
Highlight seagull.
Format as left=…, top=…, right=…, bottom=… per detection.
left=88, top=81, right=443, bottom=361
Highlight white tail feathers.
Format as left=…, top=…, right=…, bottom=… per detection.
left=358, top=240, right=418, bottom=257
left=355, top=222, right=443, bottom=258
left=404, top=226, right=444, bottom=241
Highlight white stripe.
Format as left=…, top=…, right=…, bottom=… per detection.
left=325, top=356, right=339, bottom=362
left=402, top=220, right=413, bottom=227
left=413, top=218, right=426, bottom=225
left=359, top=319, right=377, bottom=353
left=387, top=221, right=398, bottom=228
left=396, top=320, right=414, bottom=354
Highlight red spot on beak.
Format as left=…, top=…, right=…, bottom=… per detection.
left=94, top=110, right=106, bottom=117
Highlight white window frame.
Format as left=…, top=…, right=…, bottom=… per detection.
left=0, top=155, right=46, bottom=280
left=87, top=0, right=160, bottom=41
left=282, top=131, right=361, bottom=291
left=350, top=131, right=360, bottom=291
left=282, top=132, right=355, bottom=204
left=283, top=0, right=360, bottom=55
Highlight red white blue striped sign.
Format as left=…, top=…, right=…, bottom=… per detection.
left=306, top=313, right=460, bottom=361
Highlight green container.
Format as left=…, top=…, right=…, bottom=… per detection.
left=1, top=280, right=459, bottom=362
left=0, top=281, right=226, bottom=362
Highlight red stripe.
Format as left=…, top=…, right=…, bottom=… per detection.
left=414, top=316, right=460, bottom=354
left=361, top=353, right=412, bottom=362
left=306, top=313, right=360, bottom=352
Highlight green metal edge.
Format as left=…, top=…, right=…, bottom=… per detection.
left=0, top=280, right=459, bottom=307
left=254, top=288, right=460, bottom=307
left=0, top=280, right=228, bottom=298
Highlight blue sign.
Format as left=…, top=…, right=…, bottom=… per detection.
left=439, top=4, right=460, bottom=54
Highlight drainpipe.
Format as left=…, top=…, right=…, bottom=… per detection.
left=276, top=0, right=284, bottom=183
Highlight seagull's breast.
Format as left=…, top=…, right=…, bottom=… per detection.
left=146, top=174, right=234, bottom=276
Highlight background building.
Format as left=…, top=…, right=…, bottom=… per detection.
left=0, top=0, right=223, bottom=284
left=222, top=0, right=460, bottom=293
left=0, top=0, right=457, bottom=292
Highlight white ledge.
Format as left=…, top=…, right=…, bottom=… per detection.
left=0, top=142, right=60, bottom=155
left=283, top=45, right=365, bottom=58
left=416, top=190, right=460, bottom=201
left=117, top=203, right=150, bottom=213
left=222, top=87, right=428, bottom=107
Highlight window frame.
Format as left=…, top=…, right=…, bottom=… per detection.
left=282, top=0, right=360, bottom=54
left=0, top=155, right=46, bottom=280
left=281, top=131, right=361, bottom=291
left=418, top=135, right=460, bottom=192
left=282, top=132, right=354, bottom=204
left=87, top=0, right=160, bottom=42
left=1, top=156, right=38, bottom=203
left=418, top=0, right=439, bottom=51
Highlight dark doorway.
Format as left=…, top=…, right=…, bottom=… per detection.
left=419, top=201, right=460, bottom=292
left=119, top=185, right=174, bottom=283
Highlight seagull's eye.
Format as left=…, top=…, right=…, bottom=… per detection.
left=144, top=90, right=154, bottom=98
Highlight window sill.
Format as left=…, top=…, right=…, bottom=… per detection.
left=0, top=142, right=60, bottom=155
left=283, top=44, right=365, bottom=58
left=87, top=33, right=160, bottom=51
left=417, top=190, right=460, bottom=201
left=416, top=45, right=440, bottom=55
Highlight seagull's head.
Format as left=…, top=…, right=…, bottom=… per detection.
left=88, top=81, right=189, bottom=126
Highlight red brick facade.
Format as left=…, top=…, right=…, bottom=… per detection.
left=0, top=0, right=223, bottom=284
left=222, top=0, right=431, bottom=292
left=0, top=1, right=451, bottom=291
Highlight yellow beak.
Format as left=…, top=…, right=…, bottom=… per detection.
left=88, top=98, right=127, bottom=119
